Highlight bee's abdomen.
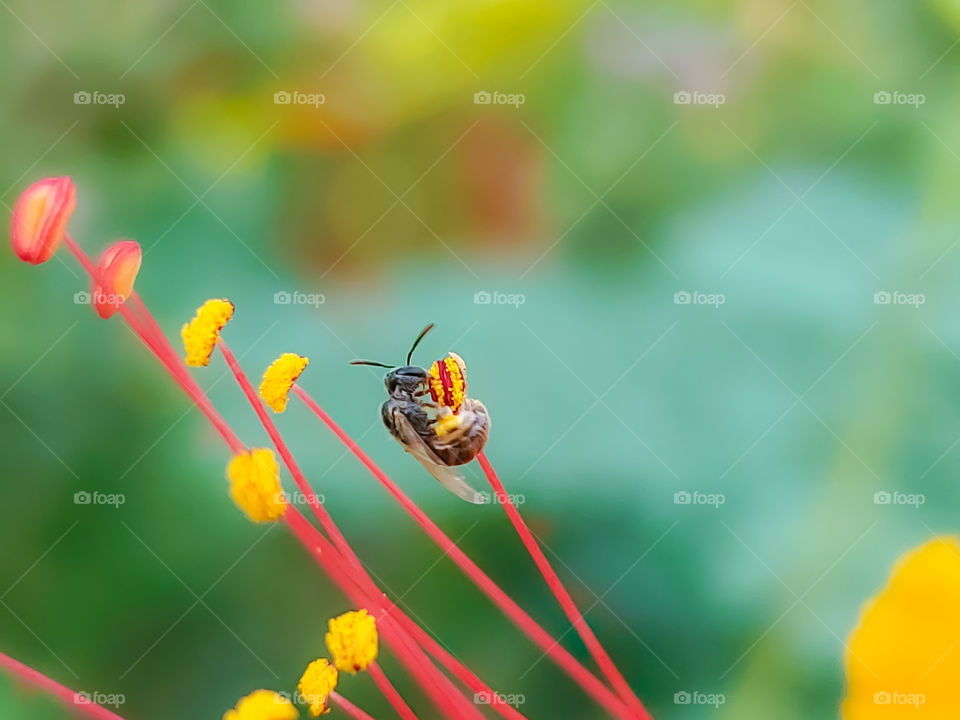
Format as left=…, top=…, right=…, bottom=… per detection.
left=429, top=399, right=490, bottom=466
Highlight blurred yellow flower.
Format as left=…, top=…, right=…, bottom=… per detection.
left=297, top=658, right=338, bottom=716
left=182, top=298, right=234, bottom=367
left=223, top=689, right=298, bottom=720
left=326, top=609, right=378, bottom=673
left=843, top=537, right=960, bottom=717
left=227, top=448, right=286, bottom=523
left=260, top=353, right=309, bottom=413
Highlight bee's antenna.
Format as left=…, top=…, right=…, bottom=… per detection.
left=407, top=323, right=435, bottom=365
left=350, top=360, right=394, bottom=368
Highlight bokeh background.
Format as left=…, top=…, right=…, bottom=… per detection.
left=2, top=0, right=960, bottom=717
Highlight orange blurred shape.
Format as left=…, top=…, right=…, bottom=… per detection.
left=462, top=121, right=543, bottom=244
left=10, top=176, right=76, bottom=265
left=93, top=240, right=142, bottom=319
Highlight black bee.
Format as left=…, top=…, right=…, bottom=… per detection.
left=352, top=324, right=490, bottom=503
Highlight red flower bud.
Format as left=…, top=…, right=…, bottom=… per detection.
left=93, top=240, right=142, bottom=318
left=10, top=177, right=76, bottom=265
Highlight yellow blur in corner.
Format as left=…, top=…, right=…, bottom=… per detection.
left=843, top=537, right=960, bottom=717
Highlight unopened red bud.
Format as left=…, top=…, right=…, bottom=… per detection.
left=93, top=240, right=142, bottom=318
left=10, top=177, right=76, bottom=265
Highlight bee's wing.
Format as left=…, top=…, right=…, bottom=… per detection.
left=391, top=409, right=486, bottom=504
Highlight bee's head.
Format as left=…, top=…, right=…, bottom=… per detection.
left=351, top=323, right=437, bottom=396
left=385, top=365, right=428, bottom=396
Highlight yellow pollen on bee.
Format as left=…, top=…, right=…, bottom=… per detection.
left=259, top=353, right=309, bottom=413
left=325, top=609, right=378, bottom=674
left=434, top=413, right=460, bottom=437
left=298, top=658, right=338, bottom=717
left=226, top=448, right=286, bottom=523
left=181, top=298, right=234, bottom=367
left=222, top=690, right=298, bottom=720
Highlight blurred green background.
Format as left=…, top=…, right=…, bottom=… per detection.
left=3, top=0, right=960, bottom=717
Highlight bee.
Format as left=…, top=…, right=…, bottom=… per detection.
left=351, top=324, right=490, bottom=503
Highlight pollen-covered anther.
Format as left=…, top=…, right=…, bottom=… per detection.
left=10, top=176, right=76, bottom=265
left=181, top=298, right=234, bottom=367
left=260, top=353, right=309, bottom=413
left=223, top=689, right=298, bottom=720
left=93, top=240, right=142, bottom=319
left=325, top=609, right=379, bottom=674
left=429, top=352, right=467, bottom=413
left=227, top=448, right=286, bottom=523
left=297, top=658, right=338, bottom=717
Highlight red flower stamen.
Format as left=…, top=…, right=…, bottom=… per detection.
left=330, top=691, right=378, bottom=720
left=62, top=234, right=244, bottom=454
left=368, top=663, right=419, bottom=720
left=0, top=650, right=128, bottom=720
left=477, top=451, right=651, bottom=719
